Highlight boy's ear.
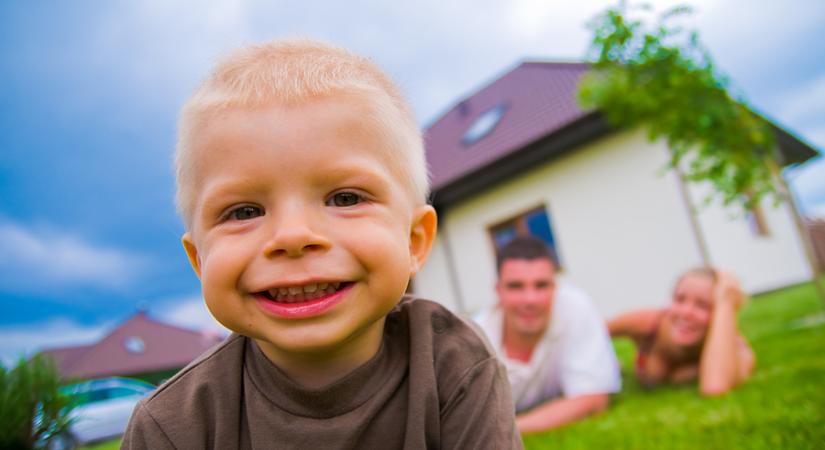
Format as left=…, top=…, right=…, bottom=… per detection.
left=409, top=205, right=437, bottom=276
left=181, top=233, right=203, bottom=279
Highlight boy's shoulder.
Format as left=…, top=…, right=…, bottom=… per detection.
left=124, top=333, right=247, bottom=447
left=391, top=296, right=494, bottom=354
left=388, top=296, right=498, bottom=395
left=145, top=332, right=246, bottom=401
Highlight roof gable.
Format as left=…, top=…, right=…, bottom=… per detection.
left=42, top=312, right=222, bottom=379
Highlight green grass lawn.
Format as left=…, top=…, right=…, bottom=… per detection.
left=83, top=281, right=825, bottom=450
left=82, top=440, right=120, bottom=450
left=524, top=280, right=825, bottom=449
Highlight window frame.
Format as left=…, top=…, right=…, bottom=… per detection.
left=487, top=204, right=562, bottom=270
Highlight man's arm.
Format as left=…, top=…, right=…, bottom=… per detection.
left=525, top=285, right=618, bottom=434
left=515, top=393, right=609, bottom=434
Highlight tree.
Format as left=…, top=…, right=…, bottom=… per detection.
left=0, top=354, right=76, bottom=450
left=578, top=2, right=825, bottom=304
left=578, top=2, right=777, bottom=211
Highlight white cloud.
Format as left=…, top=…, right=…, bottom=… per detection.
left=155, top=295, right=230, bottom=335
left=66, top=0, right=818, bottom=128
left=0, top=318, right=112, bottom=366
left=0, top=219, right=147, bottom=293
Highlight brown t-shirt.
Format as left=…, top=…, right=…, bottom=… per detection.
left=122, top=298, right=523, bottom=449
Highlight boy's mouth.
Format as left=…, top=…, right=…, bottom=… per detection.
left=256, top=281, right=352, bottom=303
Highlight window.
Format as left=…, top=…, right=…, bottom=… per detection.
left=489, top=205, right=562, bottom=267
left=461, top=103, right=508, bottom=146
left=123, top=336, right=146, bottom=354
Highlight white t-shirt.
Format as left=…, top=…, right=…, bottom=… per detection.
left=476, top=283, right=621, bottom=412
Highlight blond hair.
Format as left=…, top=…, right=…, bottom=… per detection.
left=175, top=39, right=429, bottom=228
left=674, top=266, right=717, bottom=291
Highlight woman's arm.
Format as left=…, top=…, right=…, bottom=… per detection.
left=698, top=271, right=754, bottom=396
left=608, top=309, right=661, bottom=339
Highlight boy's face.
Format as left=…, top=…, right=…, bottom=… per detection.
left=181, top=95, right=435, bottom=369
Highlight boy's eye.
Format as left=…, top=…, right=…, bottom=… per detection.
left=227, top=205, right=263, bottom=221
left=327, top=192, right=363, bottom=207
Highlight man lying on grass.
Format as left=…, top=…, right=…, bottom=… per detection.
left=476, top=237, right=621, bottom=434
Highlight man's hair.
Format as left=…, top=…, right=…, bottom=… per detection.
left=495, top=236, right=558, bottom=274
left=175, top=38, right=429, bottom=229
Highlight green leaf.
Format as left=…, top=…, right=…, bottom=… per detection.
left=577, top=2, right=780, bottom=211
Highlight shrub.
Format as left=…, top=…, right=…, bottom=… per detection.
left=0, top=354, right=76, bottom=450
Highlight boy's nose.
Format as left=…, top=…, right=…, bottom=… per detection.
left=262, top=207, right=331, bottom=258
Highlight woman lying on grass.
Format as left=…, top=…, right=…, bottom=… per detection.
left=608, top=268, right=755, bottom=396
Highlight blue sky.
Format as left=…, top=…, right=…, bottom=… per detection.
left=2, top=0, right=824, bottom=362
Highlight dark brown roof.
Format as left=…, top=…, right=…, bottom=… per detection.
left=424, top=61, right=819, bottom=208
left=41, top=311, right=222, bottom=380
left=425, top=62, right=592, bottom=193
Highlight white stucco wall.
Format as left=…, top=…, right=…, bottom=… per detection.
left=416, top=129, right=710, bottom=318
left=687, top=182, right=812, bottom=293
left=413, top=233, right=461, bottom=312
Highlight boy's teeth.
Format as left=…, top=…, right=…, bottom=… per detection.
left=266, top=282, right=345, bottom=302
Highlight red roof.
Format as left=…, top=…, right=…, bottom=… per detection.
left=425, top=61, right=591, bottom=191
left=42, top=311, right=222, bottom=379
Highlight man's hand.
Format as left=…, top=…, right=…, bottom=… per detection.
left=515, top=393, right=609, bottom=434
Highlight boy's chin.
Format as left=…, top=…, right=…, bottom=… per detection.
left=250, top=319, right=386, bottom=358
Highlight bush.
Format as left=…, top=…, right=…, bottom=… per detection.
left=0, top=354, right=76, bottom=450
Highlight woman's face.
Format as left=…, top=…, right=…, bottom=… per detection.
left=667, top=274, right=714, bottom=346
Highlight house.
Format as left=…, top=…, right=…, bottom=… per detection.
left=41, top=311, right=223, bottom=384
left=415, top=61, right=819, bottom=318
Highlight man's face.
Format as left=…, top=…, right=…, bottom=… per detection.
left=180, top=94, right=436, bottom=369
left=496, top=258, right=556, bottom=338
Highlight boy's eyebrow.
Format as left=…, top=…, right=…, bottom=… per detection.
left=298, top=154, right=400, bottom=193
left=197, top=161, right=396, bottom=212
left=198, top=178, right=269, bottom=212
left=325, top=163, right=393, bottom=188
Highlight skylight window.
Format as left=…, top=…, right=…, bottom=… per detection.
left=123, top=336, right=146, bottom=354
left=461, top=103, right=508, bottom=146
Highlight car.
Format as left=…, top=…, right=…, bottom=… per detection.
left=47, top=377, right=155, bottom=449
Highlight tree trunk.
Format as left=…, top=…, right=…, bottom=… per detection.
left=768, top=159, right=825, bottom=308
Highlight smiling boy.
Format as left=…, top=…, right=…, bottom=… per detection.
left=122, top=40, right=522, bottom=449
